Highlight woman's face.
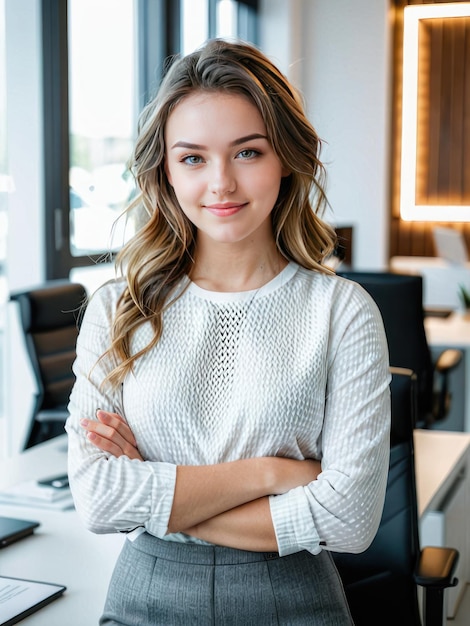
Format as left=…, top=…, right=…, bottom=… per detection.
left=164, top=91, right=288, bottom=250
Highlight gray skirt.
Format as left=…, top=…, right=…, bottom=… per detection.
left=100, top=533, right=354, bottom=625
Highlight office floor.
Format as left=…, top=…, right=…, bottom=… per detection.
left=448, top=584, right=469, bottom=625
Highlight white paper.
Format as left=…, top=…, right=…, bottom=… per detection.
left=0, top=480, right=69, bottom=502
left=0, top=576, right=65, bottom=624
left=0, top=481, right=74, bottom=510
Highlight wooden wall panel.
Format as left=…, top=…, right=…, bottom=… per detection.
left=390, top=0, right=470, bottom=260
left=418, top=17, right=470, bottom=206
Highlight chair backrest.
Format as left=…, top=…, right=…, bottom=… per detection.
left=11, top=280, right=87, bottom=414
left=333, top=368, right=422, bottom=625
left=338, top=271, right=434, bottom=426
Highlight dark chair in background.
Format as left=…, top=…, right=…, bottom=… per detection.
left=338, top=271, right=462, bottom=428
left=333, top=367, right=459, bottom=626
left=10, top=280, right=87, bottom=449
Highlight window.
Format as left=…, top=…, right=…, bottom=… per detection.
left=43, top=0, right=258, bottom=283
left=68, top=0, right=137, bottom=258
left=182, top=0, right=258, bottom=54
left=182, top=0, right=209, bottom=54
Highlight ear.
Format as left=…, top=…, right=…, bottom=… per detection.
left=281, top=167, right=291, bottom=178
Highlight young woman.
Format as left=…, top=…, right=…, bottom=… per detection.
left=66, top=39, right=391, bottom=625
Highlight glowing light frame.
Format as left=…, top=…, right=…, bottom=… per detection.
left=400, top=3, right=470, bottom=222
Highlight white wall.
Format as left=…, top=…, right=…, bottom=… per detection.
left=258, top=0, right=304, bottom=86
left=5, top=0, right=45, bottom=290
left=261, top=0, right=392, bottom=270
left=4, top=0, right=45, bottom=454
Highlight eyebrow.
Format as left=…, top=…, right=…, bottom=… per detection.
left=170, top=133, right=268, bottom=150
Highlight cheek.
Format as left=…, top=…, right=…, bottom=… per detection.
left=254, top=168, right=283, bottom=199
left=174, top=168, right=207, bottom=196
left=165, top=167, right=191, bottom=202
left=170, top=176, right=188, bottom=200
left=164, top=160, right=173, bottom=187
left=167, top=174, right=199, bottom=212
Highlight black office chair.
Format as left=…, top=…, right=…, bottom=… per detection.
left=10, top=280, right=87, bottom=449
left=333, top=367, right=459, bottom=626
left=338, top=271, right=462, bottom=428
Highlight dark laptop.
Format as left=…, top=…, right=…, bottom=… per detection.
left=0, top=516, right=40, bottom=548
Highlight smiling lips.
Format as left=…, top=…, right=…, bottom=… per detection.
left=204, top=202, right=247, bottom=217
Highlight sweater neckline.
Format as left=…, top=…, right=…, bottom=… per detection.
left=187, top=261, right=299, bottom=303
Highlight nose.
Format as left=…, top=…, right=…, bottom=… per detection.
left=208, top=160, right=236, bottom=196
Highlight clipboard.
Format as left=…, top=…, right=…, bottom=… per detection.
left=0, top=575, right=66, bottom=625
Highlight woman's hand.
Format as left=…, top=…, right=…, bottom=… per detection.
left=80, top=410, right=143, bottom=461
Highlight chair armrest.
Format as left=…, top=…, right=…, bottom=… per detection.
left=432, top=349, right=463, bottom=423
left=434, top=349, right=462, bottom=373
left=414, top=546, right=459, bottom=589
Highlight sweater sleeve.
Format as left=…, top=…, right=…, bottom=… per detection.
left=269, top=282, right=391, bottom=556
left=65, top=283, right=177, bottom=536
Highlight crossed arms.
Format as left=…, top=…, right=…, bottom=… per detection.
left=80, top=410, right=321, bottom=552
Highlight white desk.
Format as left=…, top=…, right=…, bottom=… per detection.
left=414, top=429, right=470, bottom=517
left=414, top=429, right=470, bottom=618
left=0, top=436, right=124, bottom=625
left=1, top=432, right=470, bottom=624
left=425, top=312, right=470, bottom=432
left=390, top=256, right=470, bottom=310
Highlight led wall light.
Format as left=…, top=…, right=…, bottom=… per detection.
left=400, top=3, right=470, bottom=222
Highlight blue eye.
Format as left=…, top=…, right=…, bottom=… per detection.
left=237, top=149, right=259, bottom=159
left=183, top=155, right=203, bottom=165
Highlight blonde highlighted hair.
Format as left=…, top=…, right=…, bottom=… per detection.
left=104, top=38, right=336, bottom=387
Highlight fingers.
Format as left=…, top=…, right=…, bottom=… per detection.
left=79, top=411, right=143, bottom=461
left=96, top=410, right=137, bottom=447
left=85, top=428, right=137, bottom=459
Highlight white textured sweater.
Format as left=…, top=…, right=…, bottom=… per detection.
left=66, top=262, right=391, bottom=557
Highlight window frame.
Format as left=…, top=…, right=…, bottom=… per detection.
left=43, top=0, right=257, bottom=280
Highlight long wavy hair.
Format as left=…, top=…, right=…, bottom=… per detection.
left=103, top=38, right=336, bottom=387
